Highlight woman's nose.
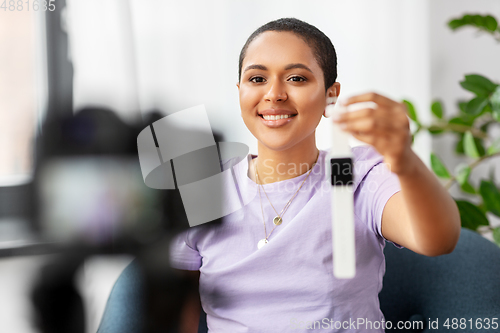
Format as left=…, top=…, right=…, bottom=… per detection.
left=264, top=81, right=287, bottom=102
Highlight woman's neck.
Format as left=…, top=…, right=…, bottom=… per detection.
left=249, top=139, right=319, bottom=185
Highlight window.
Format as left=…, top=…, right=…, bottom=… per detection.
left=0, top=9, right=46, bottom=186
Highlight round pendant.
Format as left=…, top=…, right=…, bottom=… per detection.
left=257, top=238, right=268, bottom=249
left=273, top=216, right=282, bottom=225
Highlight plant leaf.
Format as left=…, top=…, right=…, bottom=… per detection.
left=455, top=134, right=465, bottom=154
left=475, top=138, right=486, bottom=157
left=493, top=109, right=500, bottom=122
left=478, top=202, right=488, bottom=213
left=479, top=180, right=500, bottom=217
left=449, top=115, right=474, bottom=126
left=455, top=200, right=490, bottom=231
left=484, top=15, right=498, bottom=32
left=487, top=137, right=500, bottom=155
left=448, top=18, right=466, bottom=30
left=430, top=153, right=451, bottom=179
left=460, top=81, right=489, bottom=97
left=473, top=15, right=485, bottom=27
left=460, top=74, right=498, bottom=97
left=455, top=164, right=475, bottom=194
left=463, top=14, right=473, bottom=24
left=493, top=227, right=500, bottom=247
left=463, top=131, right=480, bottom=158
left=431, top=101, right=444, bottom=119
left=466, top=74, right=498, bottom=92
left=458, top=101, right=468, bottom=114
left=428, top=125, right=444, bottom=135
left=465, top=97, right=488, bottom=115
left=480, top=103, right=493, bottom=119
left=403, top=100, right=418, bottom=123
left=454, top=134, right=485, bottom=156
left=461, top=181, right=476, bottom=194
left=455, top=164, right=471, bottom=185
left=490, top=86, right=500, bottom=113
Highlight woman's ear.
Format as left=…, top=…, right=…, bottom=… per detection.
left=323, top=82, right=341, bottom=117
left=327, top=82, right=341, bottom=99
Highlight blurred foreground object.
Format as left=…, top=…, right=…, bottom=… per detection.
left=29, top=107, right=216, bottom=333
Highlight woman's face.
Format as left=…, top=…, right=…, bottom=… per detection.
left=237, top=31, right=338, bottom=153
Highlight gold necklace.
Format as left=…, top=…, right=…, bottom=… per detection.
left=255, top=152, right=319, bottom=249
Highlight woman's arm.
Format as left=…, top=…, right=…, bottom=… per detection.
left=380, top=151, right=461, bottom=256
left=334, top=93, right=461, bottom=256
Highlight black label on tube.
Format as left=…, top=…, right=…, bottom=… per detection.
left=330, top=158, right=353, bottom=186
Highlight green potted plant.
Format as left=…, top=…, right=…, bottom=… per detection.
left=405, top=13, right=500, bottom=246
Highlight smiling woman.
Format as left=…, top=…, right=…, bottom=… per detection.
left=169, top=17, right=461, bottom=333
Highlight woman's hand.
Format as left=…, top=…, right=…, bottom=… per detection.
left=334, top=93, right=461, bottom=256
left=332, top=92, right=414, bottom=176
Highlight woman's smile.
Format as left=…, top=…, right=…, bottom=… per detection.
left=258, top=108, right=298, bottom=127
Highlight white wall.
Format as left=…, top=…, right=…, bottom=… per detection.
left=67, top=0, right=432, bottom=159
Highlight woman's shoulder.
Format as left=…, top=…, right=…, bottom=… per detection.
left=217, top=142, right=251, bottom=172
left=351, top=145, right=384, bottom=165
left=220, top=154, right=250, bottom=173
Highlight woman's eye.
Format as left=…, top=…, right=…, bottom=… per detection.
left=249, top=76, right=265, bottom=83
left=288, top=76, right=306, bottom=82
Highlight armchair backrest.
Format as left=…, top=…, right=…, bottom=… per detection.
left=379, top=228, right=500, bottom=332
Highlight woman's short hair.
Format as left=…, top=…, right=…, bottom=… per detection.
left=238, top=17, right=338, bottom=92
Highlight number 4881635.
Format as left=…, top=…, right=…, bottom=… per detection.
left=443, top=318, right=498, bottom=330
left=1, top=0, right=56, bottom=11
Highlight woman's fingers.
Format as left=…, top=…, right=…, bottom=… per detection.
left=333, top=107, right=375, bottom=122
left=333, top=102, right=409, bottom=148
left=332, top=92, right=413, bottom=170
left=334, top=103, right=409, bottom=132
left=337, top=116, right=375, bottom=133
left=342, top=92, right=396, bottom=108
left=334, top=109, right=393, bottom=133
left=340, top=93, right=411, bottom=123
left=350, top=131, right=376, bottom=145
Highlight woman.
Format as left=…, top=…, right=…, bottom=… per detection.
left=170, top=18, right=460, bottom=332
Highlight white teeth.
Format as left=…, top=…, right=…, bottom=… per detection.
left=263, top=114, right=292, bottom=120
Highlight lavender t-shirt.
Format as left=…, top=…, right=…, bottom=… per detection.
left=169, top=146, right=401, bottom=332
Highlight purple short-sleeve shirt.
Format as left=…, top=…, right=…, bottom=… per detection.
left=169, top=146, right=401, bottom=332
